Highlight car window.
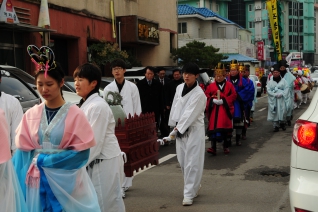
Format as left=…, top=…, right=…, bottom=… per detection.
left=1, top=75, right=38, bottom=101
left=199, top=72, right=210, bottom=85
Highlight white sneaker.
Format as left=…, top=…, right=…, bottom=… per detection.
left=182, top=198, right=193, bottom=206
left=195, top=184, right=201, bottom=198
left=123, top=187, right=129, bottom=192
left=122, top=188, right=126, bottom=198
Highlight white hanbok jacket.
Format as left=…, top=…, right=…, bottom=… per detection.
left=80, top=93, right=121, bottom=163
left=103, top=80, right=141, bottom=117
left=169, top=83, right=206, bottom=132
left=0, top=92, right=23, bottom=152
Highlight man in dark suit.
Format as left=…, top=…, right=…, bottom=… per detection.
left=137, top=66, right=163, bottom=130
left=156, top=67, right=171, bottom=86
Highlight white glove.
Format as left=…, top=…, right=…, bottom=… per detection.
left=121, top=152, right=127, bottom=163
left=169, top=129, right=178, bottom=137
left=32, top=154, right=39, bottom=169
left=213, top=99, right=223, bottom=105
left=157, top=139, right=165, bottom=145
left=163, top=137, right=171, bottom=142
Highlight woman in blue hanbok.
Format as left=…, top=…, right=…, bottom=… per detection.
left=12, top=45, right=101, bottom=212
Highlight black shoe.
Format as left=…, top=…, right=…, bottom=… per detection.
left=280, top=123, right=286, bottom=131
left=287, top=121, right=291, bottom=126
left=274, top=127, right=279, bottom=132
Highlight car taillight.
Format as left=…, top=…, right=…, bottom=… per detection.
left=257, top=82, right=261, bottom=87
left=295, top=207, right=313, bottom=212
left=293, top=120, right=318, bottom=151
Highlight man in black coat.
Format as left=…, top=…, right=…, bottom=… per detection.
left=137, top=66, right=163, bottom=130
left=165, top=68, right=184, bottom=109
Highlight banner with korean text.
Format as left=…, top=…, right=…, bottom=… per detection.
left=266, top=0, right=282, bottom=61
left=257, top=41, right=264, bottom=61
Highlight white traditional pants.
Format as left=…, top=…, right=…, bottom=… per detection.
left=176, top=125, right=205, bottom=199
left=87, top=155, right=126, bottom=212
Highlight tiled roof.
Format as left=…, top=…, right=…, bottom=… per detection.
left=221, top=54, right=259, bottom=63
left=178, top=4, right=241, bottom=27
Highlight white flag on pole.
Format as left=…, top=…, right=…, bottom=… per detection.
left=38, top=0, right=50, bottom=27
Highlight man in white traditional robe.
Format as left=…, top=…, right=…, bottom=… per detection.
left=74, top=63, right=125, bottom=212
left=267, top=64, right=290, bottom=132
left=0, top=74, right=23, bottom=154
left=167, top=62, right=207, bottom=206
left=103, top=58, right=142, bottom=196
left=278, top=60, right=295, bottom=126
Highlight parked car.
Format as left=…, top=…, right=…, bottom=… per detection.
left=1, top=66, right=81, bottom=105
left=65, top=76, right=114, bottom=98
left=310, top=72, right=318, bottom=87
left=0, top=66, right=41, bottom=112
left=249, top=74, right=262, bottom=97
left=289, top=89, right=318, bottom=211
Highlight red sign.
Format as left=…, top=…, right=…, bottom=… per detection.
left=257, top=41, right=264, bottom=61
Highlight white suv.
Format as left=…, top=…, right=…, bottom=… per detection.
left=289, top=88, right=318, bottom=211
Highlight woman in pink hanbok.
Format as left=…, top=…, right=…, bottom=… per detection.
left=12, top=45, right=101, bottom=212
left=0, top=108, right=28, bottom=212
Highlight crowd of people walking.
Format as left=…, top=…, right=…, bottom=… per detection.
left=0, top=44, right=315, bottom=211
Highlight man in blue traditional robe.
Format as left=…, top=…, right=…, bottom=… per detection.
left=226, top=60, right=255, bottom=146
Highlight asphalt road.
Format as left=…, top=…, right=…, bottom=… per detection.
left=123, top=88, right=316, bottom=212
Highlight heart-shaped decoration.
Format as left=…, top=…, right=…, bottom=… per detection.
left=27, top=45, right=55, bottom=69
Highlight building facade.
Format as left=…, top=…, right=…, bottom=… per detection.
left=179, top=0, right=316, bottom=66
left=0, top=0, right=178, bottom=76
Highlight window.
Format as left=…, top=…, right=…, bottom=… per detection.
left=178, top=22, right=187, bottom=34
left=248, top=4, right=253, bottom=12
left=262, top=2, right=266, bottom=9
left=216, top=4, right=219, bottom=12
left=217, top=27, right=226, bottom=38
left=249, top=21, right=255, bottom=29
left=262, top=20, right=266, bottom=27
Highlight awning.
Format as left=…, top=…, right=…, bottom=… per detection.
left=0, top=21, right=56, bottom=32
left=222, top=54, right=259, bottom=63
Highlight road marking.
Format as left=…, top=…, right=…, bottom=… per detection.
left=134, top=154, right=177, bottom=176
left=258, top=107, right=266, bottom=112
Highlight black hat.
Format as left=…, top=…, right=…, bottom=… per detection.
left=278, top=60, right=289, bottom=68
left=272, top=64, right=280, bottom=72
left=182, top=62, right=200, bottom=75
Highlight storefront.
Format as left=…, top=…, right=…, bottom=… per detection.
left=0, top=0, right=114, bottom=75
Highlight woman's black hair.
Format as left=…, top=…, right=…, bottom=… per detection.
left=34, top=62, right=65, bottom=98
left=73, top=63, right=101, bottom=94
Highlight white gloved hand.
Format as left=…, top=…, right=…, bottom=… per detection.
left=213, top=99, right=223, bottom=105
left=157, top=139, right=165, bottom=145
left=163, top=137, right=171, bottom=142
left=169, top=129, right=178, bottom=137
left=121, top=152, right=127, bottom=163
left=216, top=99, right=223, bottom=105
left=276, top=93, right=282, bottom=98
